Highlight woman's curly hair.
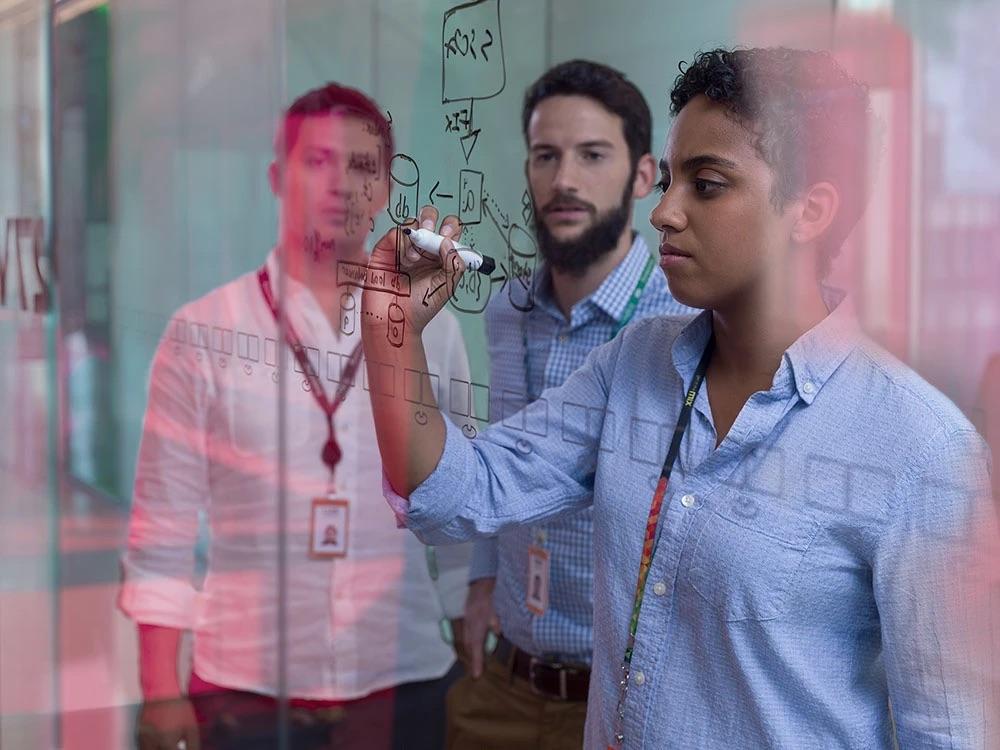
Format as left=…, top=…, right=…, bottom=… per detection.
left=670, top=48, right=874, bottom=278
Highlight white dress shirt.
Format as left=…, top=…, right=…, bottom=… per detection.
left=120, top=249, right=473, bottom=700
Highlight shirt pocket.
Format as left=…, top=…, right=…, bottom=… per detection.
left=684, top=504, right=821, bottom=622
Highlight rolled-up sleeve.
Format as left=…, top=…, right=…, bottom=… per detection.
left=385, top=329, right=626, bottom=546
left=118, top=320, right=211, bottom=630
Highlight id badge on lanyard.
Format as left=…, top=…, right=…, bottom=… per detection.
left=526, top=529, right=550, bottom=616
left=309, top=496, right=349, bottom=558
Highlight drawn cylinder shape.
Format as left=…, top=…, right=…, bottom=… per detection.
left=507, top=224, right=537, bottom=312
left=387, top=302, right=405, bottom=347
left=388, top=155, right=419, bottom=226
left=340, top=292, right=356, bottom=335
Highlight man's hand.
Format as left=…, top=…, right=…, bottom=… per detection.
left=136, top=696, right=200, bottom=750
left=463, top=578, right=500, bottom=678
left=362, top=206, right=466, bottom=343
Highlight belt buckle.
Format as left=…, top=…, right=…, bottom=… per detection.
left=528, top=656, right=568, bottom=701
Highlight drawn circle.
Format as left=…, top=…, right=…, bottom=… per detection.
left=515, top=439, right=532, bottom=455
left=218, top=357, right=227, bottom=368
left=415, top=410, right=429, bottom=426
left=271, top=371, right=279, bottom=383
left=243, top=364, right=253, bottom=375
left=462, top=424, right=478, bottom=439
left=302, top=380, right=312, bottom=392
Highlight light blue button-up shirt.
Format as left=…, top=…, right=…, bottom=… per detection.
left=470, top=236, right=691, bottom=663
left=389, top=299, right=996, bottom=749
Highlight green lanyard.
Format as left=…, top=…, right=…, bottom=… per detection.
left=523, top=253, right=656, bottom=401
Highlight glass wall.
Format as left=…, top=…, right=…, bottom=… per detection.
left=1, top=1, right=997, bottom=748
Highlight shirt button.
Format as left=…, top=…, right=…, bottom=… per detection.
left=653, top=581, right=667, bottom=596
left=680, top=493, right=695, bottom=508
left=633, top=671, right=646, bottom=686
left=803, top=380, right=816, bottom=394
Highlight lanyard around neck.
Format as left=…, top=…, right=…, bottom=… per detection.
left=523, top=252, right=657, bottom=401
left=609, top=334, right=714, bottom=747
left=257, top=266, right=363, bottom=473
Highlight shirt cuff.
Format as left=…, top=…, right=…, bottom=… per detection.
left=468, top=539, right=499, bottom=582
left=117, top=577, right=200, bottom=630
left=381, top=472, right=410, bottom=528
left=381, top=416, right=475, bottom=536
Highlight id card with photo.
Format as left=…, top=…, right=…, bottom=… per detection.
left=526, top=545, right=550, bottom=616
left=310, top=498, right=349, bottom=558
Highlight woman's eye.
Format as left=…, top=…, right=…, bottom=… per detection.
left=694, top=178, right=725, bottom=196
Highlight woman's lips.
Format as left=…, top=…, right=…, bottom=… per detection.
left=659, top=242, right=693, bottom=267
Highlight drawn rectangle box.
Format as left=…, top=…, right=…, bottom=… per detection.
left=336, top=351, right=362, bottom=386
left=629, top=417, right=670, bottom=466
left=458, top=170, right=483, bottom=226
left=363, top=361, right=394, bottom=397
left=212, top=326, right=233, bottom=355
left=423, top=373, right=440, bottom=406
left=170, top=318, right=187, bottom=343
left=237, top=331, right=260, bottom=362
left=441, top=0, right=505, bottom=103
left=292, top=346, right=320, bottom=376
left=189, top=322, right=210, bottom=349
left=501, top=390, right=548, bottom=436
left=450, top=378, right=471, bottom=417
left=404, top=368, right=423, bottom=404
left=562, top=402, right=615, bottom=451
left=264, top=337, right=278, bottom=367
left=471, top=382, right=489, bottom=422
left=326, top=351, right=341, bottom=382
left=405, top=369, right=440, bottom=405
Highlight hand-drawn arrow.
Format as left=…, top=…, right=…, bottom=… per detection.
left=429, top=180, right=454, bottom=206
left=422, top=280, right=447, bottom=306
left=490, top=261, right=509, bottom=293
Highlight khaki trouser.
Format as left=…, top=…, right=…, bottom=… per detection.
left=445, top=654, right=588, bottom=750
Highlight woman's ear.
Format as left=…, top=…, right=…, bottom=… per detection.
left=792, top=181, right=840, bottom=246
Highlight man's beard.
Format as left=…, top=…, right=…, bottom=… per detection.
left=534, top=179, right=633, bottom=276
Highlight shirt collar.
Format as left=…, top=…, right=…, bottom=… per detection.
left=784, top=287, right=859, bottom=405
left=263, top=247, right=312, bottom=305
left=532, top=233, right=653, bottom=324
left=670, top=286, right=860, bottom=406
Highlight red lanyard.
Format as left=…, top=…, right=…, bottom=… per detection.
left=257, top=266, right=364, bottom=474
left=610, top=335, right=713, bottom=748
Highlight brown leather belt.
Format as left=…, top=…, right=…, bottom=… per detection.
left=491, top=635, right=590, bottom=702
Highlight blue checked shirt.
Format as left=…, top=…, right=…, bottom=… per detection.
left=387, top=297, right=997, bottom=749
left=469, top=235, right=692, bottom=663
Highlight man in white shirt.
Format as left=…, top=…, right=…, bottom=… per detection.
left=121, top=83, right=472, bottom=750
